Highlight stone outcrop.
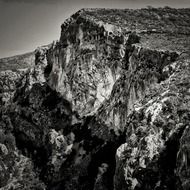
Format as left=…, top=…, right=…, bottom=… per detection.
left=0, top=69, right=27, bottom=103
left=114, top=59, right=190, bottom=190
left=0, top=7, right=190, bottom=190
left=0, top=47, right=47, bottom=104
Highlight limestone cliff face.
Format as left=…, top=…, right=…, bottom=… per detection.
left=0, top=7, right=190, bottom=190
left=45, top=8, right=186, bottom=129
left=96, top=45, right=178, bottom=133
left=47, top=11, right=125, bottom=116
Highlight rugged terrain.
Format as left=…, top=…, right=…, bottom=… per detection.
left=0, top=7, right=190, bottom=190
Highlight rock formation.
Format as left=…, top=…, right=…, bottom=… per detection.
left=0, top=7, right=190, bottom=190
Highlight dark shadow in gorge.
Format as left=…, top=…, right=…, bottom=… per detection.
left=47, top=115, right=126, bottom=190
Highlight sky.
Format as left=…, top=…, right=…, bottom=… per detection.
left=0, top=0, right=190, bottom=58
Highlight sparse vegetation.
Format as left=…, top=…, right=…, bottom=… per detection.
left=0, top=52, right=35, bottom=71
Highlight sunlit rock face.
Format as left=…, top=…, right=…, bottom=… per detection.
left=96, top=45, right=178, bottom=133
left=47, top=11, right=127, bottom=116
left=0, top=7, right=190, bottom=190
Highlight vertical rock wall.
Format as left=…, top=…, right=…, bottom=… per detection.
left=47, top=15, right=126, bottom=116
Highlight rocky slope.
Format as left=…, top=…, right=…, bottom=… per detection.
left=0, top=7, right=190, bottom=190
left=0, top=51, right=35, bottom=104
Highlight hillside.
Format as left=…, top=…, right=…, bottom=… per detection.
left=0, top=52, right=35, bottom=71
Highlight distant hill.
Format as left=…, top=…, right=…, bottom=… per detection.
left=0, top=51, right=35, bottom=71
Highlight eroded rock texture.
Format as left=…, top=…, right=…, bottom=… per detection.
left=0, top=7, right=190, bottom=190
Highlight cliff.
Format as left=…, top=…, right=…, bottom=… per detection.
left=0, top=7, right=190, bottom=190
